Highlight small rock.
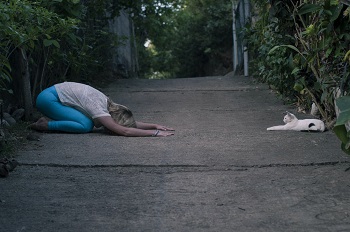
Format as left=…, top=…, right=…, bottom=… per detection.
left=0, top=120, right=10, bottom=127
left=12, top=108, right=25, bottom=121
left=3, top=113, right=16, bottom=125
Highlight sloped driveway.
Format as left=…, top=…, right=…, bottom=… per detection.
left=1, top=75, right=350, bottom=232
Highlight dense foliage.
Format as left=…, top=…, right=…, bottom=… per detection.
left=248, top=0, right=350, bottom=120
left=132, top=0, right=233, bottom=78
left=247, top=0, right=350, bottom=153
left=0, top=0, right=132, bottom=119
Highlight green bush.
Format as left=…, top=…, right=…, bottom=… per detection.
left=0, top=0, right=131, bottom=118
left=248, top=0, right=350, bottom=122
left=248, top=0, right=350, bottom=154
left=246, top=11, right=297, bottom=103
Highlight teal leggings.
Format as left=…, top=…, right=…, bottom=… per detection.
left=36, top=86, right=94, bottom=133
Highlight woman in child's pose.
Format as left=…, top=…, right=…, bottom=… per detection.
left=30, top=82, right=174, bottom=137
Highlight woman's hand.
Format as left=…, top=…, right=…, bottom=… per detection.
left=156, top=125, right=175, bottom=131
left=97, top=117, right=175, bottom=137
left=157, top=130, right=175, bottom=137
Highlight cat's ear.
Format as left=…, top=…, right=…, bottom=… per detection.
left=291, top=113, right=297, bottom=119
left=286, top=111, right=295, bottom=118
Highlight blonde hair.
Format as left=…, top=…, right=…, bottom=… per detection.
left=107, top=98, right=137, bottom=128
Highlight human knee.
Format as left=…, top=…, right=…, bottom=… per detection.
left=80, top=120, right=94, bottom=133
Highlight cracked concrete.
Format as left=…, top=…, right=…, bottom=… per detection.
left=1, top=75, right=350, bottom=232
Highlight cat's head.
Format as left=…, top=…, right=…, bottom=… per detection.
left=283, top=111, right=297, bottom=124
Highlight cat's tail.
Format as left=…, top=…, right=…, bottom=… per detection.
left=309, top=121, right=325, bottom=132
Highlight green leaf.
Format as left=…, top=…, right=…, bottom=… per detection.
left=335, top=96, right=350, bottom=113
left=43, top=39, right=53, bottom=47
left=341, top=142, right=350, bottom=155
left=324, top=10, right=333, bottom=16
left=29, top=39, right=35, bottom=49
left=330, top=0, right=339, bottom=6
left=335, top=96, right=350, bottom=126
left=2, top=60, right=11, bottom=72
left=330, top=5, right=342, bottom=22
left=333, top=125, right=348, bottom=144
left=325, top=48, right=333, bottom=58
left=305, top=24, right=315, bottom=35
left=298, top=4, right=322, bottom=15
left=52, top=40, right=60, bottom=48
left=336, top=112, right=350, bottom=126
left=204, top=48, right=211, bottom=53
left=269, top=45, right=300, bottom=55
left=344, top=50, right=350, bottom=62
left=43, top=39, right=60, bottom=48
left=291, top=67, right=300, bottom=75
left=67, top=33, right=77, bottom=42
left=293, top=82, right=304, bottom=92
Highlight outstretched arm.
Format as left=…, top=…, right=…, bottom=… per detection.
left=136, top=121, right=174, bottom=131
left=96, top=116, right=174, bottom=137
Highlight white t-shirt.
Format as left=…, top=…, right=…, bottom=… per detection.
left=54, top=82, right=111, bottom=119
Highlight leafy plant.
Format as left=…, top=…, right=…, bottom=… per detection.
left=249, top=0, right=350, bottom=125
left=247, top=1, right=298, bottom=103
left=0, top=0, right=82, bottom=119
left=0, top=0, right=135, bottom=119
left=287, top=0, right=347, bottom=123
left=334, top=96, right=350, bottom=154
left=249, top=0, right=350, bottom=154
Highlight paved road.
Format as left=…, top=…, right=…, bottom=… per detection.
left=1, top=75, right=350, bottom=232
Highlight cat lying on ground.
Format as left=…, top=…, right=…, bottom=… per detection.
left=267, top=111, right=325, bottom=132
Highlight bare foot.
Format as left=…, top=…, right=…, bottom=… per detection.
left=29, top=117, right=49, bottom=131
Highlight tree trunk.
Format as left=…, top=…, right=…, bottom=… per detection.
left=18, top=48, right=33, bottom=121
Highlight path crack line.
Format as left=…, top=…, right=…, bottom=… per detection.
left=19, top=161, right=350, bottom=169
left=118, top=89, right=267, bottom=93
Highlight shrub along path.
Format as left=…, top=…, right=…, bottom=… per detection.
left=1, top=74, right=350, bottom=231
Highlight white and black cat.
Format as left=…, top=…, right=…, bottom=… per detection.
left=267, top=111, right=325, bottom=132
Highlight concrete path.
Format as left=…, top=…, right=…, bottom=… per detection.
left=1, top=75, right=350, bottom=232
